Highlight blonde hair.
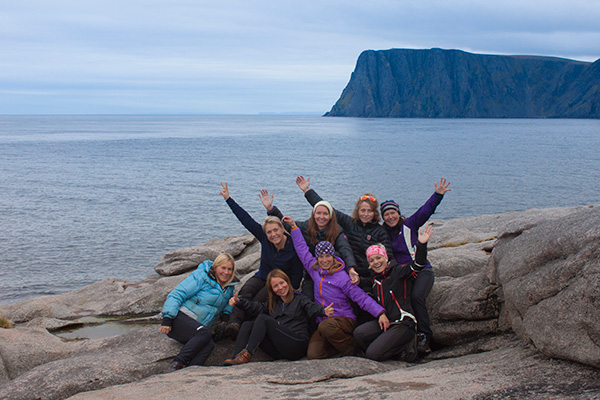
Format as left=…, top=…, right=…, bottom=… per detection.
left=262, top=216, right=285, bottom=232
left=351, top=193, right=381, bottom=223
left=211, top=253, right=236, bottom=285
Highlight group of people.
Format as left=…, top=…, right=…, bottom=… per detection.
left=160, top=176, right=451, bottom=370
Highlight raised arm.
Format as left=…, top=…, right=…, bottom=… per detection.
left=405, top=178, right=450, bottom=229
left=220, top=182, right=265, bottom=239
left=283, top=216, right=318, bottom=276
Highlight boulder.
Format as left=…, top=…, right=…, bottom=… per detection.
left=0, top=326, right=180, bottom=400
left=0, top=274, right=188, bottom=323
left=493, top=205, right=600, bottom=368
left=154, top=234, right=257, bottom=276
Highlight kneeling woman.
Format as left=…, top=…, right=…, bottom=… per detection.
left=282, top=216, right=389, bottom=359
left=224, top=269, right=333, bottom=365
left=353, top=225, right=433, bottom=362
left=160, top=253, right=237, bottom=370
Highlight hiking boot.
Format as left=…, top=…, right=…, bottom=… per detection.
left=223, top=322, right=240, bottom=340
left=417, top=333, right=431, bottom=354
left=211, top=321, right=227, bottom=341
left=404, top=334, right=418, bottom=362
left=223, top=349, right=252, bottom=366
left=168, top=359, right=186, bottom=371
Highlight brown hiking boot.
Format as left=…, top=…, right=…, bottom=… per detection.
left=223, top=349, right=252, bottom=366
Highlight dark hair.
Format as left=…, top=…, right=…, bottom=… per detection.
left=306, top=204, right=340, bottom=246
left=266, top=269, right=294, bottom=313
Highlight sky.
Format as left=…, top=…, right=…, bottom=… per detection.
left=1, top=0, right=599, bottom=115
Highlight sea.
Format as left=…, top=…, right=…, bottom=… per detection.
left=1, top=115, right=599, bottom=305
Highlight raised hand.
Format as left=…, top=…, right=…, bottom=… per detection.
left=418, top=224, right=434, bottom=244
left=282, top=216, right=297, bottom=229
left=228, top=292, right=239, bottom=307
left=296, top=175, right=310, bottom=193
left=324, top=302, right=334, bottom=317
left=434, top=177, right=452, bottom=195
left=259, top=189, right=274, bottom=211
left=219, top=182, right=230, bottom=200
left=378, top=313, right=390, bottom=332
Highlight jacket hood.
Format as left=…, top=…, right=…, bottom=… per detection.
left=316, top=257, right=345, bottom=277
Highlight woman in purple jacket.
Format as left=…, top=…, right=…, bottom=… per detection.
left=380, top=177, right=451, bottom=354
left=282, top=215, right=389, bottom=359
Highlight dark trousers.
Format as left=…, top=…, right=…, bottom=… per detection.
left=412, top=267, right=434, bottom=339
left=229, top=276, right=267, bottom=325
left=234, top=314, right=309, bottom=360
left=354, top=319, right=415, bottom=361
left=168, top=312, right=215, bottom=366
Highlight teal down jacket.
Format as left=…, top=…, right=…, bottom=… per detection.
left=161, top=260, right=237, bottom=328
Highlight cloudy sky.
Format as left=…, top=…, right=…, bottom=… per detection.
left=1, top=0, right=599, bottom=114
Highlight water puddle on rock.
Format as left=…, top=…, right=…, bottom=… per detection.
left=53, top=317, right=155, bottom=340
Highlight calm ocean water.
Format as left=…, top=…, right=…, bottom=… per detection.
left=1, top=115, right=599, bottom=305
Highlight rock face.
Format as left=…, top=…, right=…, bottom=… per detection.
left=0, top=205, right=599, bottom=399
left=325, top=48, right=600, bottom=118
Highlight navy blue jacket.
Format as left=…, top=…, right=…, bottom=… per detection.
left=226, top=197, right=303, bottom=288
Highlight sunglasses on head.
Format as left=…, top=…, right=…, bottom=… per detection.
left=360, top=195, right=376, bottom=202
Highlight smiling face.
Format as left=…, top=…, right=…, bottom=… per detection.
left=313, top=205, right=331, bottom=229
left=214, top=262, right=234, bottom=284
left=317, top=254, right=335, bottom=270
left=270, top=276, right=290, bottom=299
left=368, top=254, right=387, bottom=273
left=265, top=222, right=285, bottom=247
left=358, top=201, right=375, bottom=224
left=383, top=209, right=401, bottom=227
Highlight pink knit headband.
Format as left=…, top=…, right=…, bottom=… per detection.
left=366, top=244, right=388, bottom=260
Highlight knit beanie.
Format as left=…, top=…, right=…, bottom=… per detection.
left=366, top=244, right=388, bottom=261
left=315, top=241, right=336, bottom=258
left=313, top=200, right=334, bottom=217
left=380, top=200, right=400, bottom=216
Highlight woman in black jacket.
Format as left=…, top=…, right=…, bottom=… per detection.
left=295, top=176, right=393, bottom=292
left=224, top=269, right=333, bottom=365
left=353, top=224, right=433, bottom=362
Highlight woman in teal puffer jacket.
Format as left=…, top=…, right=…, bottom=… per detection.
left=160, top=253, right=238, bottom=370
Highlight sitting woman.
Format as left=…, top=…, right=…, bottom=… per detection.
left=380, top=177, right=451, bottom=353
left=223, top=269, right=333, bottom=365
left=258, top=189, right=358, bottom=300
left=295, top=176, right=392, bottom=292
left=219, top=182, right=303, bottom=338
left=160, top=253, right=237, bottom=370
left=353, top=224, right=433, bottom=362
left=282, top=216, right=389, bottom=359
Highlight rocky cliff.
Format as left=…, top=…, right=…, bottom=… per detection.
left=1, top=205, right=599, bottom=399
left=325, top=48, right=600, bottom=118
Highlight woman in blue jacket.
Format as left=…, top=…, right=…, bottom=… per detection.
left=160, top=253, right=237, bottom=370
left=219, top=182, right=303, bottom=339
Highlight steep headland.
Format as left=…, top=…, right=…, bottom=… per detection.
left=325, top=48, right=600, bottom=118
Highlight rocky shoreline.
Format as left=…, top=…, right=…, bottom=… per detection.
left=1, top=205, right=599, bottom=399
